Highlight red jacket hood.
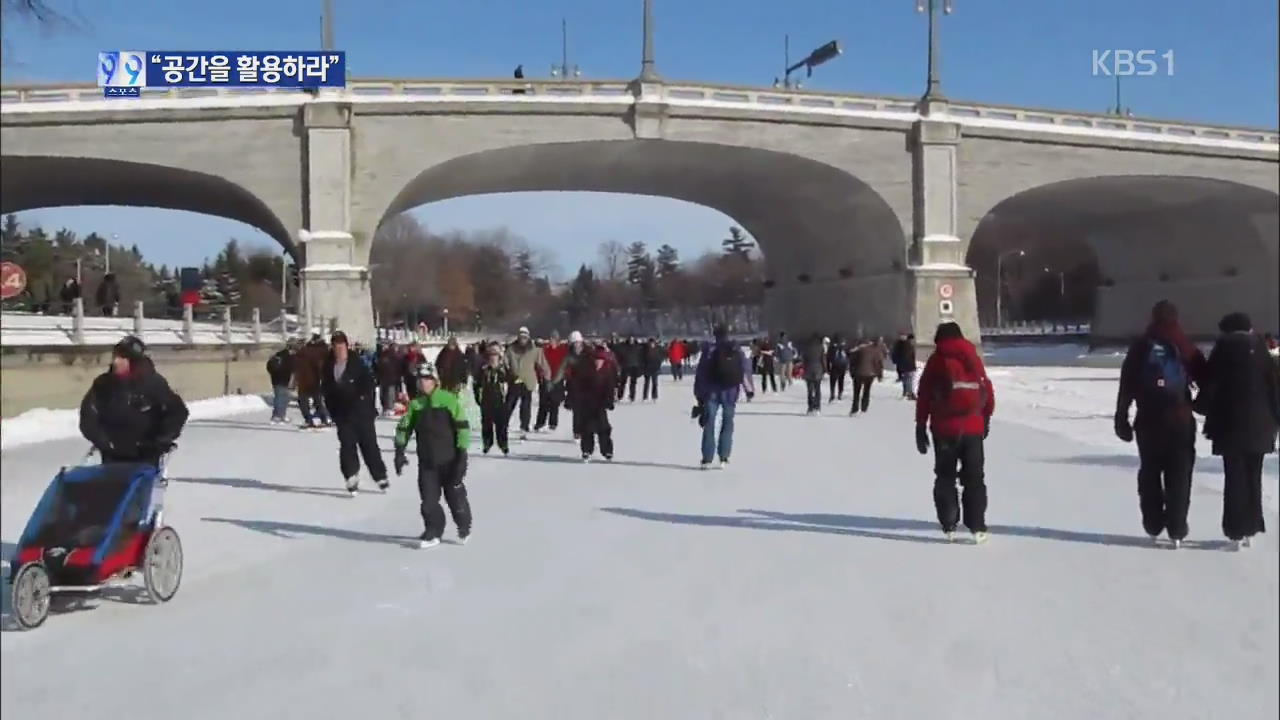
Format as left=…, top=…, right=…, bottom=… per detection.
left=934, top=337, right=982, bottom=369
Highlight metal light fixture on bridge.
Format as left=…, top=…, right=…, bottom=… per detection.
left=915, top=0, right=954, bottom=103
left=778, top=37, right=842, bottom=89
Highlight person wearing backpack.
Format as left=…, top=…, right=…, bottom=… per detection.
left=694, top=325, right=749, bottom=469
left=1197, top=312, right=1280, bottom=549
left=915, top=321, right=995, bottom=543
left=1114, top=300, right=1208, bottom=548
left=801, top=333, right=827, bottom=414
left=827, top=334, right=850, bottom=402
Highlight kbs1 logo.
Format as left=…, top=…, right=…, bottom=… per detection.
left=1092, top=49, right=1175, bottom=77
left=96, top=51, right=346, bottom=98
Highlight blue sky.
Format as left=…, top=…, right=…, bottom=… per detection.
left=4, top=0, right=1277, bottom=274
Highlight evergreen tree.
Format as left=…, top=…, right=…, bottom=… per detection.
left=655, top=244, right=680, bottom=278
left=513, top=250, right=535, bottom=284
left=625, top=241, right=651, bottom=286
left=565, top=264, right=598, bottom=324
left=1, top=214, right=19, bottom=245
left=722, top=226, right=755, bottom=262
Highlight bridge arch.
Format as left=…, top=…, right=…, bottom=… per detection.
left=0, top=156, right=298, bottom=257
left=967, top=175, right=1280, bottom=338
left=374, top=139, right=910, bottom=336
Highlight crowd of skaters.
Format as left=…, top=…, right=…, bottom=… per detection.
left=258, top=299, right=1279, bottom=550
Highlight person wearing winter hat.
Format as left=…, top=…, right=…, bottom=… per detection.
left=505, top=327, right=550, bottom=440
left=1198, top=312, right=1280, bottom=548
left=394, top=360, right=473, bottom=548
left=1114, top=300, right=1208, bottom=547
left=322, top=330, right=389, bottom=495
left=556, top=331, right=590, bottom=439
left=536, top=330, right=570, bottom=432
left=568, top=344, right=617, bottom=461
left=915, top=321, right=995, bottom=543
left=79, top=335, right=189, bottom=466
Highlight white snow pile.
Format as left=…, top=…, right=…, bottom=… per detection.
left=0, top=394, right=270, bottom=451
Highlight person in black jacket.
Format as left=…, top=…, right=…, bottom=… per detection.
left=374, top=341, right=403, bottom=415
left=95, top=273, right=121, bottom=317
left=266, top=344, right=295, bottom=423
left=476, top=343, right=512, bottom=455
left=827, top=334, right=849, bottom=402
left=1199, top=312, right=1280, bottom=547
left=890, top=332, right=918, bottom=400
left=801, top=334, right=827, bottom=414
left=79, top=336, right=188, bottom=466
left=615, top=336, right=642, bottom=402
left=322, top=331, right=389, bottom=495
left=641, top=337, right=663, bottom=401
left=1114, top=300, right=1208, bottom=547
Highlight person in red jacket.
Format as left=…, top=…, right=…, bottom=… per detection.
left=915, top=321, right=996, bottom=543
left=536, top=331, right=570, bottom=432
left=668, top=338, right=687, bottom=381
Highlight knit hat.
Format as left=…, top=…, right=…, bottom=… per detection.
left=330, top=330, right=349, bottom=346
left=568, top=330, right=584, bottom=343
left=113, top=335, right=147, bottom=362
left=413, top=361, right=437, bottom=379
left=1219, top=312, right=1252, bottom=333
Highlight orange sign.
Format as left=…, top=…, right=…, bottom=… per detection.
left=0, top=261, right=27, bottom=300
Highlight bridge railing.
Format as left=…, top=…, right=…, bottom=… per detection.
left=2, top=78, right=1277, bottom=146
left=0, top=300, right=300, bottom=349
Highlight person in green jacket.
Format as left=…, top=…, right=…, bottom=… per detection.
left=394, top=361, right=473, bottom=549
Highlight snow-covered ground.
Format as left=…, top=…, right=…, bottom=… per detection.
left=1, top=366, right=1276, bottom=719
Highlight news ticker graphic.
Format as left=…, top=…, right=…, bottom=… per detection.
left=98, top=51, right=346, bottom=97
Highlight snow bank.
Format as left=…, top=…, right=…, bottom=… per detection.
left=1, top=394, right=270, bottom=451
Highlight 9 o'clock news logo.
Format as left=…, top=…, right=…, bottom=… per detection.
left=98, top=51, right=147, bottom=97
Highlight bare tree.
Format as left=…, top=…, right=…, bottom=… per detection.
left=2, top=1, right=82, bottom=66
left=596, top=240, right=627, bottom=282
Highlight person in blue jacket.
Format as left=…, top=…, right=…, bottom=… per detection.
left=693, top=325, right=752, bottom=470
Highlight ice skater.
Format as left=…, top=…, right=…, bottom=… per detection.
left=393, top=361, right=473, bottom=549
left=569, top=345, right=617, bottom=462
left=915, top=322, right=995, bottom=544
left=322, top=331, right=389, bottom=495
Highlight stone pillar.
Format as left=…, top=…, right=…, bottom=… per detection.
left=182, top=303, right=195, bottom=345
left=300, top=100, right=375, bottom=345
left=251, top=307, right=262, bottom=344
left=221, top=306, right=232, bottom=344
left=133, top=300, right=145, bottom=337
left=629, top=80, right=668, bottom=139
left=71, top=297, right=85, bottom=344
left=908, top=115, right=980, bottom=347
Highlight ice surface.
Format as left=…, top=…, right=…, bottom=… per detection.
left=1, top=372, right=1276, bottom=720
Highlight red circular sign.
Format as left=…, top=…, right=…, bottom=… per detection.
left=0, top=261, right=27, bottom=300
left=938, top=283, right=954, bottom=300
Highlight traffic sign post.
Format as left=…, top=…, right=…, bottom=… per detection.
left=1, top=261, right=28, bottom=300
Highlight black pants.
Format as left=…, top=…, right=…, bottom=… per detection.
left=642, top=372, right=659, bottom=400
left=481, top=403, right=510, bottom=452
left=505, top=383, right=533, bottom=432
left=618, top=370, right=639, bottom=401
left=417, top=462, right=471, bottom=540
left=378, top=383, right=398, bottom=414
left=850, top=376, right=873, bottom=414
left=805, top=379, right=823, bottom=411
left=671, top=362, right=684, bottom=381
left=336, top=416, right=387, bottom=482
left=579, top=408, right=614, bottom=457
left=299, top=391, right=329, bottom=425
left=829, top=370, right=846, bottom=400
left=1135, top=421, right=1195, bottom=540
left=932, top=433, right=987, bottom=533
left=1221, top=452, right=1266, bottom=540
left=535, top=381, right=563, bottom=430
left=759, top=365, right=777, bottom=393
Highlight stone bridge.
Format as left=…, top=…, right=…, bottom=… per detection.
left=2, top=78, right=1277, bottom=344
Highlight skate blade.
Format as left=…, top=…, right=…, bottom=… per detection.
left=418, top=539, right=440, bottom=550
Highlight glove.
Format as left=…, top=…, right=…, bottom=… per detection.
left=1114, top=412, right=1134, bottom=443
left=393, top=448, right=408, bottom=476
left=690, top=404, right=703, bottom=421
left=915, top=423, right=930, bottom=455
left=983, top=416, right=991, bottom=440
left=746, top=391, right=755, bottom=401
left=452, top=450, right=469, bottom=485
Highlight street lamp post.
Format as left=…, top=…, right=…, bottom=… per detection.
left=107, top=234, right=115, bottom=274
left=994, top=248, right=1024, bottom=327
left=915, top=0, right=954, bottom=102
left=550, top=17, right=580, bottom=79
left=639, top=0, right=659, bottom=82
left=442, top=307, right=449, bottom=337
left=775, top=38, right=841, bottom=89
